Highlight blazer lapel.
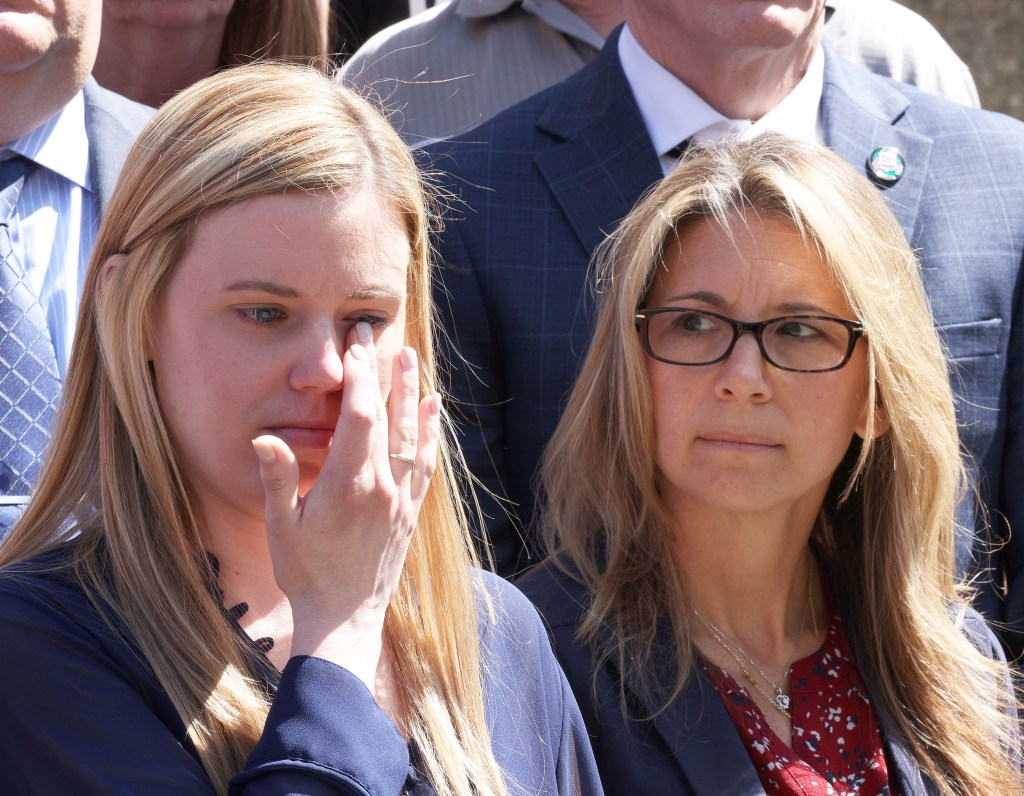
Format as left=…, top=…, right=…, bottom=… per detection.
left=533, top=27, right=664, bottom=255
left=83, top=78, right=137, bottom=218
left=620, top=619, right=766, bottom=794
left=821, top=43, right=933, bottom=243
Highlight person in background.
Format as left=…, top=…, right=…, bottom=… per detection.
left=425, top=0, right=1024, bottom=664
left=1, top=0, right=152, bottom=535
left=93, top=0, right=331, bottom=107
left=0, top=64, right=601, bottom=795
left=341, top=0, right=978, bottom=144
left=520, top=134, right=1021, bottom=795
left=333, top=0, right=440, bottom=56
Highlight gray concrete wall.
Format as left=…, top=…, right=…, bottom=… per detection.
left=900, top=0, right=1022, bottom=119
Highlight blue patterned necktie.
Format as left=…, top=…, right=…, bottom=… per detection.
left=0, top=155, right=61, bottom=503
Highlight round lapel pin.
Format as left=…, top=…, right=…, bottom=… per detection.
left=867, top=146, right=905, bottom=184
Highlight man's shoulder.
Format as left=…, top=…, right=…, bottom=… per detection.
left=82, top=78, right=154, bottom=139
left=831, top=53, right=1024, bottom=144
left=343, top=1, right=495, bottom=77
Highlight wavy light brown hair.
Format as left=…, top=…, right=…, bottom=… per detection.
left=540, top=133, right=1020, bottom=794
left=0, top=63, right=504, bottom=796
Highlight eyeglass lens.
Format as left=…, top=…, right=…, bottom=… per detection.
left=644, top=310, right=855, bottom=371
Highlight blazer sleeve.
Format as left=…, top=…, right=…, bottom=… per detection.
left=0, top=575, right=411, bottom=795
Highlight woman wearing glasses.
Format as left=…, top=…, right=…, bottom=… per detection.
left=519, top=134, right=1020, bottom=794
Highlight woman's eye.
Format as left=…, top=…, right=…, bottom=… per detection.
left=352, top=314, right=392, bottom=330
left=238, top=307, right=284, bottom=326
left=672, top=312, right=715, bottom=333
left=776, top=321, right=820, bottom=339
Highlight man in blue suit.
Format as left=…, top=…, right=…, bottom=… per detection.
left=1, top=0, right=152, bottom=534
left=427, top=0, right=1024, bottom=651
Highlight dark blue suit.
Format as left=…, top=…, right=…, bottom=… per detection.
left=518, top=561, right=1014, bottom=795
left=427, top=29, right=1024, bottom=651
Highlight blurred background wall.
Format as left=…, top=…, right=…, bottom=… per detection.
left=902, top=0, right=1022, bottom=119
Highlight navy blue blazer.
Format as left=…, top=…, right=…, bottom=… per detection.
left=0, top=546, right=602, bottom=795
left=426, top=28, right=1024, bottom=647
left=518, top=560, right=1012, bottom=795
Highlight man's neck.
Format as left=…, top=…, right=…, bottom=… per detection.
left=626, top=8, right=824, bottom=121
left=92, top=17, right=228, bottom=107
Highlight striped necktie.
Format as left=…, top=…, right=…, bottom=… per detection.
left=0, top=154, right=61, bottom=506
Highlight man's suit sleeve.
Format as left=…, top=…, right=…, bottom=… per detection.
left=433, top=214, right=522, bottom=574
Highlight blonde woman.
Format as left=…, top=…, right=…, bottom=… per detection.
left=0, top=64, right=600, bottom=795
left=519, top=134, right=1020, bottom=795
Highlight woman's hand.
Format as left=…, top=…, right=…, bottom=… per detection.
left=251, top=321, right=441, bottom=691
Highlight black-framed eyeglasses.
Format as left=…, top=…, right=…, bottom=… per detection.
left=634, top=308, right=865, bottom=373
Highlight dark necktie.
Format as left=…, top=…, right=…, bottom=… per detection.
left=666, top=138, right=692, bottom=160
left=0, top=155, right=61, bottom=504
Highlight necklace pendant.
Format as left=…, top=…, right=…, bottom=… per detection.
left=775, top=690, right=791, bottom=712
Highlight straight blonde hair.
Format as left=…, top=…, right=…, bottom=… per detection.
left=0, top=63, right=505, bottom=796
left=541, top=133, right=1021, bottom=795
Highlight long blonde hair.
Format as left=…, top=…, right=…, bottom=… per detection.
left=541, top=133, right=1020, bottom=794
left=0, top=63, right=505, bottom=796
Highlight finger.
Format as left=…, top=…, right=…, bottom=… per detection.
left=324, top=327, right=380, bottom=486
left=410, top=393, right=441, bottom=506
left=388, top=347, right=420, bottom=486
left=252, top=435, right=300, bottom=531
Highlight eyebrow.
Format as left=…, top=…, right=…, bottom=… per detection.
left=662, top=292, right=840, bottom=316
left=223, top=280, right=403, bottom=302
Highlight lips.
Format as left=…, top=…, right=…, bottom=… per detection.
left=264, top=422, right=337, bottom=450
left=698, top=431, right=781, bottom=451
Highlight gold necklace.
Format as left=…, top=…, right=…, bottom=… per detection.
left=692, top=558, right=821, bottom=718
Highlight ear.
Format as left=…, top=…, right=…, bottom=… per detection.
left=855, top=399, right=889, bottom=441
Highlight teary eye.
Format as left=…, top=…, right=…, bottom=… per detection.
left=237, top=307, right=284, bottom=326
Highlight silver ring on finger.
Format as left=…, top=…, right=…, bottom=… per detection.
left=389, top=452, right=416, bottom=471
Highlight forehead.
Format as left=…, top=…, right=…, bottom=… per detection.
left=650, top=212, right=848, bottom=312
left=178, top=190, right=411, bottom=295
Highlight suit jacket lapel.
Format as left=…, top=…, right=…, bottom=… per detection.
left=610, top=618, right=766, bottom=794
left=533, top=27, right=664, bottom=255
left=83, top=78, right=136, bottom=218
left=821, top=43, right=933, bottom=243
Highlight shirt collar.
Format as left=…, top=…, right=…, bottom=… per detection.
left=456, top=0, right=603, bottom=48
left=619, top=24, right=825, bottom=158
left=6, top=90, right=91, bottom=191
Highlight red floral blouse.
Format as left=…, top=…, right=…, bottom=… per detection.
left=702, top=613, right=892, bottom=795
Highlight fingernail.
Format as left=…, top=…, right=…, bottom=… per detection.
left=401, top=347, right=416, bottom=369
left=252, top=437, right=276, bottom=463
left=349, top=343, right=366, bottom=360
left=429, top=394, right=442, bottom=414
left=355, top=321, right=373, bottom=344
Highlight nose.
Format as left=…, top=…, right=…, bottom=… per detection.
left=289, top=321, right=344, bottom=392
left=713, top=332, right=772, bottom=402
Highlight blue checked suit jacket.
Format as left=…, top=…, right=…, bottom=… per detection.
left=426, top=28, right=1024, bottom=651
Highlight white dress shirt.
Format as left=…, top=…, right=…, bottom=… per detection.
left=5, top=90, right=95, bottom=377
left=618, top=25, right=825, bottom=175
